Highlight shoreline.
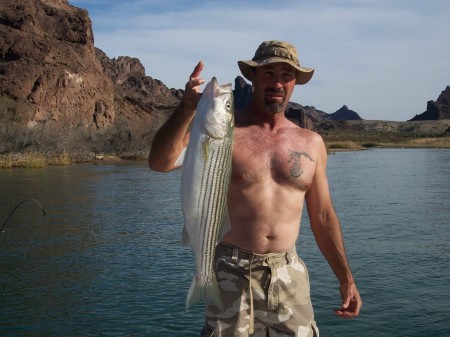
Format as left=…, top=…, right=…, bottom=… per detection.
left=0, top=152, right=147, bottom=169
left=1, top=138, right=449, bottom=169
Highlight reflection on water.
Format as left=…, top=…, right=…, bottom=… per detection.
left=1, top=150, right=449, bottom=336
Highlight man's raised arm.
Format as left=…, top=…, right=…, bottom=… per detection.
left=148, top=61, right=205, bottom=172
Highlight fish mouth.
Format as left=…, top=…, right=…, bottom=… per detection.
left=212, top=77, right=232, bottom=96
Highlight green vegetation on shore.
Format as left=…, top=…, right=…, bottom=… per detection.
left=0, top=151, right=72, bottom=168
left=0, top=151, right=147, bottom=168
left=323, top=118, right=450, bottom=151
left=325, top=136, right=450, bottom=151
left=0, top=121, right=152, bottom=168
left=1, top=136, right=449, bottom=169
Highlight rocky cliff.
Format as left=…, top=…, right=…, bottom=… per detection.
left=1, top=0, right=448, bottom=160
left=0, top=0, right=116, bottom=128
left=410, top=86, right=450, bottom=121
left=0, top=0, right=181, bottom=157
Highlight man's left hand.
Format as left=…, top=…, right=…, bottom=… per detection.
left=333, top=282, right=362, bottom=318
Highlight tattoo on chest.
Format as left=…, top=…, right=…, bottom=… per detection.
left=288, top=151, right=314, bottom=178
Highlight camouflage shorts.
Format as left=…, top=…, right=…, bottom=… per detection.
left=201, top=243, right=319, bottom=337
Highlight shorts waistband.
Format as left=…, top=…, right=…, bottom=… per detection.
left=216, top=242, right=296, bottom=262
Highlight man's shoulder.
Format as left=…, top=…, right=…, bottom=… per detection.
left=288, top=124, right=327, bottom=155
left=287, top=121, right=323, bottom=140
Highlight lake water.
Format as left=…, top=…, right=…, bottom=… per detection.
left=0, top=149, right=449, bottom=337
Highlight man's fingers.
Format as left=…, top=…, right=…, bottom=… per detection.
left=333, top=309, right=358, bottom=319
left=333, top=297, right=361, bottom=319
left=185, top=61, right=205, bottom=92
left=189, top=78, right=205, bottom=87
left=185, top=78, right=205, bottom=94
left=341, top=298, right=350, bottom=310
left=190, top=61, right=204, bottom=80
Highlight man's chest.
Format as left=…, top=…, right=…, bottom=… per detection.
left=231, top=129, right=316, bottom=189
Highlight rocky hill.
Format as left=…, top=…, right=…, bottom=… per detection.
left=0, top=0, right=115, bottom=128
left=0, top=0, right=181, bottom=157
left=328, top=105, right=362, bottom=121
left=0, top=0, right=448, bottom=160
left=409, top=86, right=450, bottom=121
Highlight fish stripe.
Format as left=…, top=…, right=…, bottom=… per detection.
left=200, top=142, right=229, bottom=279
left=198, top=141, right=230, bottom=283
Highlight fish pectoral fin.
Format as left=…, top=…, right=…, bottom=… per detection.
left=201, top=137, right=210, bottom=161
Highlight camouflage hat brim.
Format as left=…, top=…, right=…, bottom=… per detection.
left=238, top=58, right=314, bottom=85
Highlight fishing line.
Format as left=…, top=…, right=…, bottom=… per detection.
left=0, top=199, right=47, bottom=301
left=0, top=198, right=46, bottom=243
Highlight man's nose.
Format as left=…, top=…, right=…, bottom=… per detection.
left=270, top=76, right=283, bottom=87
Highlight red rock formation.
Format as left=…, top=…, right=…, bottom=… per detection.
left=0, top=0, right=117, bottom=128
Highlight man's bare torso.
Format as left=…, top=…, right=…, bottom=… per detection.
left=222, top=112, right=321, bottom=253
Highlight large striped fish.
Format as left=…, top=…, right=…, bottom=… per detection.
left=179, top=77, right=234, bottom=310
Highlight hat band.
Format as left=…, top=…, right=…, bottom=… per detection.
left=252, top=50, right=299, bottom=65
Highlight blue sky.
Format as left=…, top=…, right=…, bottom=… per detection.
left=70, top=0, right=450, bottom=121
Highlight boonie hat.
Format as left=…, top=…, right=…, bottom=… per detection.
left=238, top=40, right=314, bottom=85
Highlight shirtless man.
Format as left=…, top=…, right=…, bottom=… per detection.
left=149, top=40, right=361, bottom=336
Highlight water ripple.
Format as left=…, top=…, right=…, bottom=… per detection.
left=1, top=152, right=449, bottom=336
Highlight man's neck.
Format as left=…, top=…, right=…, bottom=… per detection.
left=236, top=103, right=288, bottom=130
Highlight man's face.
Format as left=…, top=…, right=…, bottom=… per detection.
left=252, top=63, right=296, bottom=114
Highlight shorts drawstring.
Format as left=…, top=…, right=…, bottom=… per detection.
left=249, top=253, right=255, bottom=335
left=233, top=247, right=255, bottom=335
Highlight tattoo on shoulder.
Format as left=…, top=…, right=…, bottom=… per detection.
left=288, top=151, right=314, bottom=178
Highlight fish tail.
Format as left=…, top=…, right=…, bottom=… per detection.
left=206, top=273, right=223, bottom=311
left=185, top=274, right=223, bottom=311
left=185, top=276, right=202, bottom=311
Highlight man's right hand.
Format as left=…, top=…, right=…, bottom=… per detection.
left=181, top=61, right=205, bottom=112
left=148, top=61, right=205, bottom=172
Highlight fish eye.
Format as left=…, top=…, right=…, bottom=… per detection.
left=226, top=101, right=232, bottom=110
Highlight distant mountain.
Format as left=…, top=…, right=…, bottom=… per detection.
left=328, top=105, right=363, bottom=121
left=233, top=78, right=361, bottom=130
left=410, top=86, right=450, bottom=121
left=284, top=103, right=362, bottom=130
